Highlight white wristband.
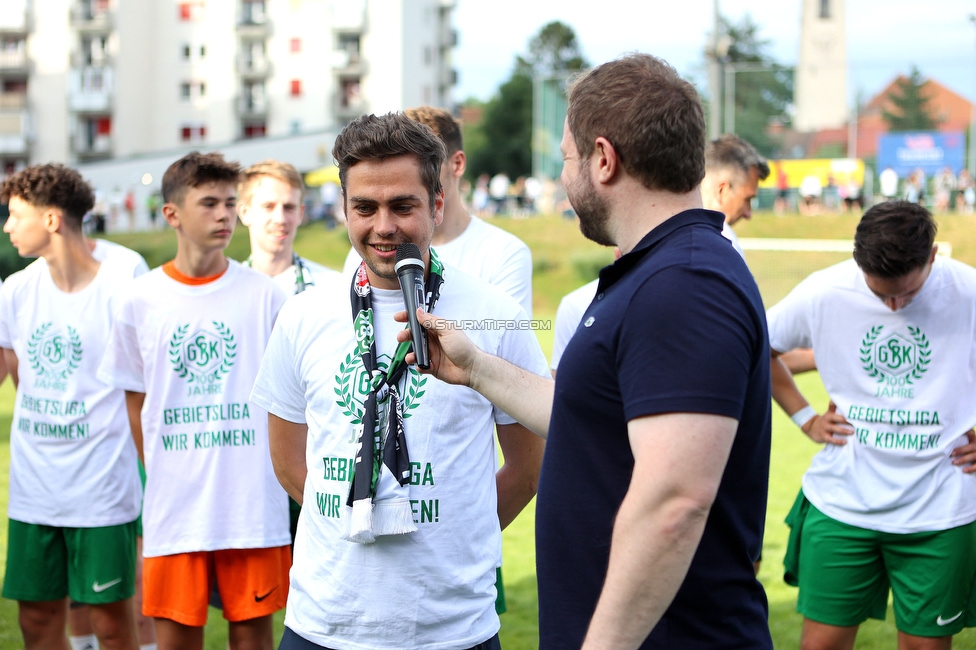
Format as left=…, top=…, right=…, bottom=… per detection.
left=790, top=406, right=817, bottom=429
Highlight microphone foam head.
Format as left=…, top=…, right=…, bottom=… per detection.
left=395, top=243, right=423, bottom=265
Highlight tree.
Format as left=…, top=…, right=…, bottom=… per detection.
left=465, top=21, right=587, bottom=181
left=882, top=67, right=940, bottom=132
left=712, top=14, right=793, bottom=157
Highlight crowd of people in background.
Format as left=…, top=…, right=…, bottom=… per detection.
left=880, top=164, right=976, bottom=213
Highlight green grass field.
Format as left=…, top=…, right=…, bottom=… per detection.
left=3, top=210, right=976, bottom=648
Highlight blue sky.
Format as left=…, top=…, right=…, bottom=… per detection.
left=452, top=0, right=975, bottom=106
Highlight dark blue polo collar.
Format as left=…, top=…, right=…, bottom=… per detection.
left=597, top=208, right=726, bottom=290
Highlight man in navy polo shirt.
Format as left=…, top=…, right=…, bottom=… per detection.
left=401, top=53, right=772, bottom=649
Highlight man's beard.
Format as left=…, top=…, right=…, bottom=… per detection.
left=570, top=166, right=613, bottom=246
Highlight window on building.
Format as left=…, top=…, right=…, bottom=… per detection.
left=200, top=44, right=206, bottom=57
left=182, top=44, right=191, bottom=59
left=290, top=120, right=301, bottom=134
left=338, top=34, right=360, bottom=63
left=340, top=78, right=361, bottom=108
left=290, top=79, right=301, bottom=96
left=180, top=123, right=206, bottom=142
left=290, top=38, right=301, bottom=53
left=242, top=0, right=266, bottom=24
left=180, top=81, right=205, bottom=101
left=819, top=0, right=830, bottom=18
left=179, top=2, right=204, bottom=21
left=243, top=123, right=266, bottom=139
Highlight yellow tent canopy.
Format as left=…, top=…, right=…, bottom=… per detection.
left=304, top=164, right=340, bottom=188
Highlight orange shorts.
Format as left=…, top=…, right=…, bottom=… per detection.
left=142, top=546, right=290, bottom=626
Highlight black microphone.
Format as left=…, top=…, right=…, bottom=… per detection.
left=395, top=243, right=430, bottom=369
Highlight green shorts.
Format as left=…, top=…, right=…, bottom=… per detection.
left=2, top=518, right=137, bottom=605
left=784, top=490, right=976, bottom=636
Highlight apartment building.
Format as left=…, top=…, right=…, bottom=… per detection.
left=0, top=0, right=457, bottom=175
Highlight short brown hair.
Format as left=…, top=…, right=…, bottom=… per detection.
left=239, top=159, right=304, bottom=205
left=404, top=106, right=463, bottom=155
left=705, top=134, right=770, bottom=181
left=567, top=54, right=705, bottom=194
left=162, top=151, right=242, bottom=206
left=332, top=112, right=445, bottom=210
left=0, top=164, right=94, bottom=228
left=853, top=200, right=936, bottom=278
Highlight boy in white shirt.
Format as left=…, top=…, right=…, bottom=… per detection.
left=237, top=159, right=341, bottom=548
left=98, top=152, right=289, bottom=650
left=770, top=200, right=976, bottom=648
left=238, top=159, right=339, bottom=295
left=0, top=164, right=141, bottom=650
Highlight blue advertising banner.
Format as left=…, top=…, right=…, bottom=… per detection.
left=877, top=131, right=966, bottom=177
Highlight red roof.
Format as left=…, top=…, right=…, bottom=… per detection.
left=789, top=75, right=973, bottom=158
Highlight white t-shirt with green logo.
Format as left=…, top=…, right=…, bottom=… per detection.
left=0, top=258, right=143, bottom=527
left=98, top=261, right=290, bottom=557
left=768, top=257, right=976, bottom=534
left=250, top=268, right=549, bottom=650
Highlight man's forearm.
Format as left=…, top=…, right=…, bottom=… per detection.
left=470, top=351, right=553, bottom=438
left=495, top=423, right=545, bottom=529
left=770, top=353, right=811, bottom=416
left=268, top=415, right=309, bottom=504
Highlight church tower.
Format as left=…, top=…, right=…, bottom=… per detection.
left=794, top=0, right=848, bottom=131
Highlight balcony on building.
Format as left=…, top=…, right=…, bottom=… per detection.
left=331, top=0, right=365, bottom=33
left=0, top=0, right=31, bottom=37
left=68, top=66, right=114, bottom=113
left=0, top=106, right=29, bottom=157
left=332, top=34, right=365, bottom=77
left=74, top=115, right=111, bottom=160
left=0, top=45, right=29, bottom=77
left=439, top=26, right=458, bottom=50
left=70, top=0, right=113, bottom=34
left=334, top=79, right=365, bottom=122
left=237, top=0, right=270, bottom=38
left=237, top=54, right=271, bottom=79
left=440, top=66, right=458, bottom=89
left=236, top=92, right=268, bottom=119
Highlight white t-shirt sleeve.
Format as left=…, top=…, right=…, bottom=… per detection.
left=97, top=295, right=146, bottom=392
left=251, top=305, right=307, bottom=423
left=766, top=277, right=817, bottom=354
left=551, top=281, right=596, bottom=371
left=0, top=280, right=14, bottom=349
left=492, top=241, right=533, bottom=317
left=133, top=257, right=150, bottom=276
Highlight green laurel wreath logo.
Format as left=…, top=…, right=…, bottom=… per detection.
left=905, top=325, right=931, bottom=384
left=334, top=352, right=427, bottom=424
left=27, top=322, right=82, bottom=380
left=334, top=352, right=363, bottom=424
left=168, top=324, right=191, bottom=378
left=167, top=322, right=236, bottom=382
left=27, top=322, right=52, bottom=375
left=212, top=321, right=237, bottom=381
left=860, top=324, right=931, bottom=384
left=859, top=325, right=885, bottom=382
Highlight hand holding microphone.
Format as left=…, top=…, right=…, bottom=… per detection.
left=395, top=243, right=430, bottom=369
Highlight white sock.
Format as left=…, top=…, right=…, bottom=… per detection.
left=140, top=644, right=158, bottom=650
left=69, top=635, right=98, bottom=650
